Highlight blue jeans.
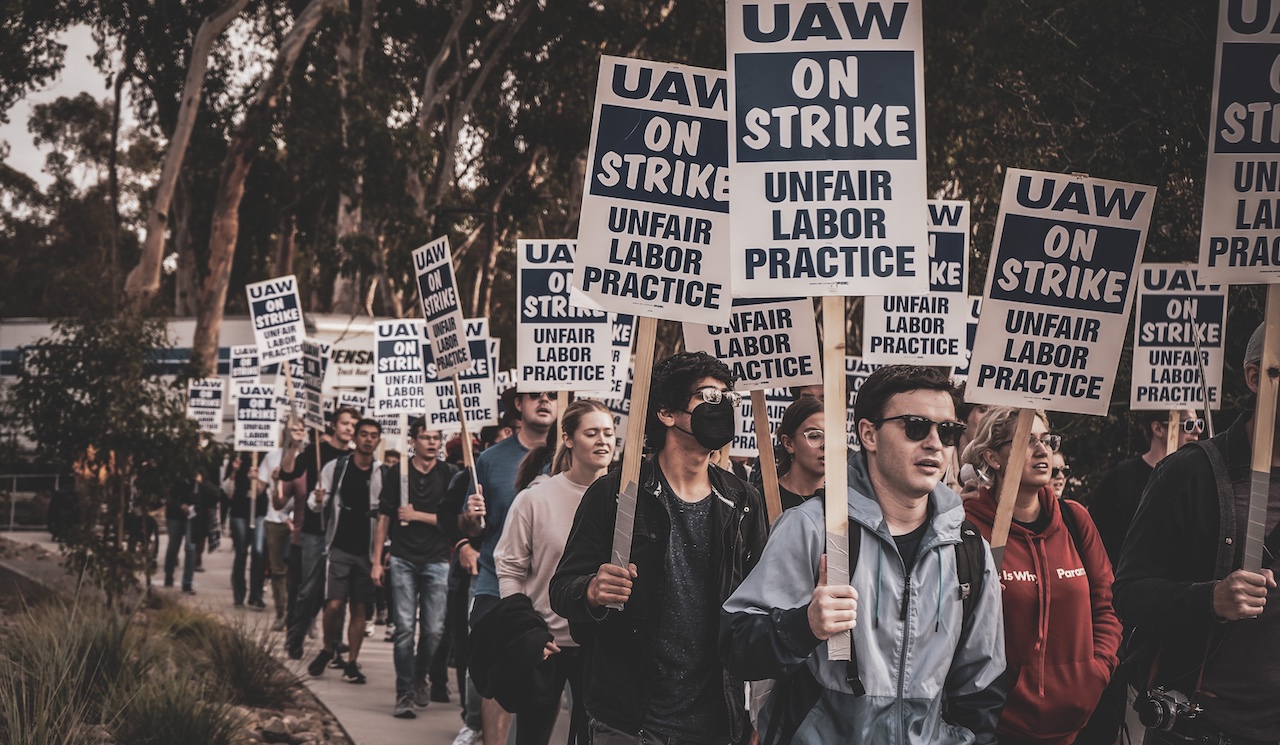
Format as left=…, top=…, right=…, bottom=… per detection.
left=164, top=518, right=197, bottom=590
left=230, top=516, right=266, bottom=606
left=389, top=557, right=450, bottom=698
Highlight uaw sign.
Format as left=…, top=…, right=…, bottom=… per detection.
left=1130, top=264, right=1227, bottom=409
left=967, top=170, right=1155, bottom=415
left=246, top=275, right=306, bottom=362
left=234, top=383, right=278, bottom=451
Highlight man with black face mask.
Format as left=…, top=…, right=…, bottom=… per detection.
left=550, top=351, right=769, bottom=745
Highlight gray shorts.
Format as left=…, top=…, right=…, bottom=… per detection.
left=326, top=547, right=373, bottom=604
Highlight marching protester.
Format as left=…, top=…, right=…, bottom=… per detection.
left=720, top=365, right=1007, bottom=745
left=453, top=389, right=560, bottom=745
left=550, top=351, right=768, bottom=745
left=163, top=465, right=204, bottom=593
left=1114, top=324, right=1280, bottom=745
left=495, top=398, right=615, bottom=745
left=306, top=417, right=385, bottom=684
left=279, top=406, right=361, bottom=659
left=1089, top=409, right=1202, bottom=566
left=259, top=418, right=307, bottom=631
left=223, top=452, right=267, bottom=610
left=961, top=407, right=1121, bottom=745
left=371, top=421, right=458, bottom=718
left=774, top=395, right=825, bottom=511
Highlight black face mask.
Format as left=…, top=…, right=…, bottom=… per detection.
left=676, top=399, right=736, bottom=450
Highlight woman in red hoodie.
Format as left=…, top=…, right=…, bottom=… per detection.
left=960, top=407, right=1121, bottom=745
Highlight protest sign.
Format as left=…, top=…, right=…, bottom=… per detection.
left=413, top=237, right=471, bottom=379
left=863, top=201, right=970, bottom=364
left=730, top=388, right=790, bottom=456
left=574, top=56, right=733, bottom=324
left=518, top=239, right=612, bottom=392
left=845, top=355, right=884, bottom=440
left=187, top=378, right=225, bottom=434
left=951, top=296, right=983, bottom=385
left=230, top=345, right=260, bottom=381
left=1199, top=0, right=1280, bottom=282
left=234, top=383, right=278, bottom=451
left=1130, top=264, right=1227, bottom=410
left=301, top=340, right=327, bottom=430
left=608, top=314, right=635, bottom=396
left=329, top=345, right=374, bottom=390
left=337, top=390, right=368, bottom=416
left=726, top=1, right=930, bottom=297
left=274, top=358, right=306, bottom=422
left=683, top=297, right=822, bottom=390
left=422, top=320, right=498, bottom=430
left=372, top=320, right=425, bottom=416
left=966, top=169, right=1155, bottom=416
left=246, top=275, right=306, bottom=363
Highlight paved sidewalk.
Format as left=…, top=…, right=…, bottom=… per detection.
left=3, top=529, right=568, bottom=745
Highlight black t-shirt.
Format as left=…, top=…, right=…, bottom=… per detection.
left=644, top=488, right=727, bottom=743
left=331, top=461, right=373, bottom=555
left=1013, top=509, right=1052, bottom=535
left=893, top=520, right=930, bottom=576
left=379, top=460, right=457, bottom=564
left=1087, top=456, right=1154, bottom=565
left=280, top=439, right=347, bottom=536
left=227, top=462, right=267, bottom=519
left=779, top=484, right=817, bottom=512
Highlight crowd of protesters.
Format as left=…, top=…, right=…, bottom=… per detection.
left=142, top=321, right=1280, bottom=745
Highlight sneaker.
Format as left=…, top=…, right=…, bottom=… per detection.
left=393, top=694, right=416, bottom=718
left=329, top=651, right=346, bottom=669
left=365, top=620, right=374, bottom=638
left=233, top=601, right=245, bottom=608
left=452, top=726, right=482, bottom=745
left=163, top=577, right=174, bottom=588
left=430, top=682, right=450, bottom=703
left=271, top=617, right=286, bottom=632
left=182, top=587, right=196, bottom=595
left=342, top=661, right=366, bottom=684
left=384, top=623, right=395, bottom=642
left=412, top=680, right=430, bottom=708
left=308, top=649, right=334, bottom=677
left=287, top=643, right=303, bottom=661
left=248, top=600, right=266, bottom=612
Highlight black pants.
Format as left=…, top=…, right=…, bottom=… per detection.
left=516, top=646, right=587, bottom=745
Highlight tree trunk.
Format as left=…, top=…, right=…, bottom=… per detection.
left=274, top=213, right=297, bottom=276
left=190, top=0, right=343, bottom=375
left=122, top=0, right=250, bottom=310
left=173, top=176, right=198, bottom=315
left=107, top=58, right=131, bottom=290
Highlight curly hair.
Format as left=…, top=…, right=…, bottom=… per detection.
left=645, top=352, right=735, bottom=454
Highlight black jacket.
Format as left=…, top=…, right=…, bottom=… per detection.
left=1112, top=414, right=1249, bottom=694
left=549, top=457, right=769, bottom=742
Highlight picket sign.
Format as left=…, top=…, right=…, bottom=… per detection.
left=752, top=389, right=783, bottom=523
left=821, top=296, right=851, bottom=661
left=1245, top=285, right=1280, bottom=572
left=988, top=409, right=1036, bottom=569
left=607, top=315, right=656, bottom=608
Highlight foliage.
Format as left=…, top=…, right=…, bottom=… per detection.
left=111, top=677, right=243, bottom=745
left=190, top=622, right=300, bottom=709
left=8, top=315, right=204, bottom=604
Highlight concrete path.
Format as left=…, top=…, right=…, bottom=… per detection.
left=3, top=529, right=569, bottom=745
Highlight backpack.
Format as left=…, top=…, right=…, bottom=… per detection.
left=761, top=504, right=987, bottom=745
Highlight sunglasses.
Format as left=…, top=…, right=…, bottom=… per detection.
left=1182, top=418, right=1205, bottom=434
left=995, top=433, right=1062, bottom=452
left=873, top=415, right=967, bottom=447
left=522, top=391, right=553, bottom=401
left=692, top=387, right=743, bottom=407
left=1052, top=465, right=1072, bottom=479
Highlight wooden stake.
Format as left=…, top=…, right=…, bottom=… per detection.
left=989, top=408, right=1035, bottom=569
left=608, top=315, right=657, bottom=608
left=752, top=389, right=783, bottom=523
left=249, top=452, right=259, bottom=529
left=399, top=412, right=410, bottom=527
left=822, top=296, right=850, bottom=661
left=558, top=390, right=571, bottom=429
left=452, top=374, right=481, bottom=506
left=1243, top=284, right=1280, bottom=572
left=1166, top=410, right=1181, bottom=458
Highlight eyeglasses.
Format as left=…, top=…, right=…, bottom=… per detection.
left=692, top=387, right=742, bottom=407
left=873, top=415, right=967, bottom=447
left=1052, top=465, right=1072, bottom=479
left=1182, top=418, right=1205, bottom=434
left=995, top=433, right=1061, bottom=452
left=521, top=391, right=553, bottom=401
left=798, top=429, right=825, bottom=446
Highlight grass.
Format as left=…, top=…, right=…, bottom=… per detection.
left=111, top=675, right=243, bottom=745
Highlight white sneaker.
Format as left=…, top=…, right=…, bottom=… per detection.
left=451, top=726, right=482, bottom=745
left=365, top=620, right=374, bottom=638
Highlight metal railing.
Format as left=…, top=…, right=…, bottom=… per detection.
left=0, top=473, right=65, bottom=531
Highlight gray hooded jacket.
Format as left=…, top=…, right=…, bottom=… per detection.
left=720, top=451, right=1007, bottom=744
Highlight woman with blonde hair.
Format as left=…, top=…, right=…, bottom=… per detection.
left=960, top=406, right=1121, bottom=745
left=495, top=398, right=615, bottom=745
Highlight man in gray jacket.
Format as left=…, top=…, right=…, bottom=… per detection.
left=721, top=365, right=1007, bottom=744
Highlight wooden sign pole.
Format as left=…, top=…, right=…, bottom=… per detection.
left=1166, top=410, right=1181, bottom=457
left=452, top=374, right=482, bottom=516
left=558, top=390, right=571, bottom=429
left=607, top=316, right=657, bottom=608
left=822, top=297, right=850, bottom=661
left=249, top=452, right=258, bottom=531
left=989, top=408, right=1035, bottom=570
left=1243, top=284, right=1280, bottom=572
left=752, top=389, right=783, bottom=523
left=399, top=412, right=410, bottom=527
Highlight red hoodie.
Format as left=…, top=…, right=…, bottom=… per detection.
left=965, top=487, right=1122, bottom=744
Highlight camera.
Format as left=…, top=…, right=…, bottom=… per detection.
left=1134, top=687, right=1225, bottom=744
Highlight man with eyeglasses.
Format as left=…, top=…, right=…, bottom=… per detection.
left=450, top=388, right=558, bottom=745
left=721, top=365, right=1006, bottom=745
left=1089, top=409, right=1203, bottom=567
left=550, top=351, right=769, bottom=745
left=1114, top=324, right=1280, bottom=745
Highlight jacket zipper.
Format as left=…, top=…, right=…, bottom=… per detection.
left=897, top=569, right=912, bottom=745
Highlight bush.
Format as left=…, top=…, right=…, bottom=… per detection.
left=193, top=622, right=298, bottom=709
left=111, top=676, right=243, bottom=745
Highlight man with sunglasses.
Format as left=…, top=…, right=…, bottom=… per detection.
left=1115, top=324, right=1280, bottom=745
left=1089, top=409, right=1203, bottom=567
left=448, top=388, right=559, bottom=745
left=550, top=352, right=769, bottom=745
left=722, top=365, right=1006, bottom=745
